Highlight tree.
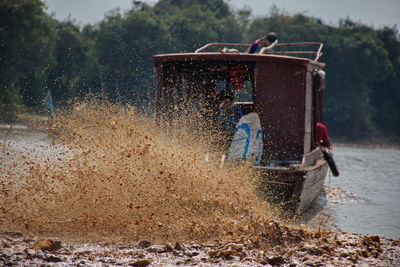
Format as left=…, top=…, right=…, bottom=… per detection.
left=370, top=26, right=400, bottom=137
left=92, top=0, right=242, bottom=105
left=0, top=0, right=55, bottom=120
left=47, top=21, right=87, bottom=104
left=323, top=20, right=394, bottom=139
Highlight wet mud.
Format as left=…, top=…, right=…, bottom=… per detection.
left=1, top=228, right=399, bottom=266
left=1, top=102, right=399, bottom=266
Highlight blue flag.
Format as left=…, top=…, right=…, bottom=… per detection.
left=43, top=89, right=55, bottom=115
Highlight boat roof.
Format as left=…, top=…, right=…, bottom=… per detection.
left=153, top=52, right=324, bottom=67
left=153, top=42, right=325, bottom=67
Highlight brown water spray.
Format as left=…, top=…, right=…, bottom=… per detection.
left=0, top=101, right=278, bottom=243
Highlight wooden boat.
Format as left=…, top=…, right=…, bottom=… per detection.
left=152, top=39, right=330, bottom=215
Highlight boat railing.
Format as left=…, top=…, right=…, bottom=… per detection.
left=194, top=43, right=249, bottom=53
left=194, top=42, right=324, bottom=61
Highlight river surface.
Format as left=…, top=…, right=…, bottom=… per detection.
left=1, top=127, right=400, bottom=240
left=321, top=146, right=400, bottom=239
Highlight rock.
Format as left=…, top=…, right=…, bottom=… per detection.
left=358, top=249, right=369, bottom=257
left=301, top=256, right=309, bottom=262
left=266, top=256, right=285, bottom=266
left=75, top=250, right=92, bottom=256
left=186, top=251, right=200, bottom=257
left=129, top=258, right=152, bottom=266
left=219, top=249, right=237, bottom=259
left=306, top=246, right=323, bottom=256
left=321, top=245, right=331, bottom=252
left=174, top=242, right=184, bottom=251
left=0, top=253, right=11, bottom=260
left=24, top=248, right=37, bottom=260
left=174, top=242, right=185, bottom=250
left=145, top=247, right=159, bottom=253
left=189, top=244, right=202, bottom=249
left=224, top=243, right=244, bottom=252
left=362, top=235, right=381, bottom=246
left=164, top=243, right=174, bottom=252
left=2, top=241, right=11, bottom=248
left=349, top=255, right=359, bottom=263
left=30, top=238, right=61, bottom=251
left=208, top=249, right=221, bottom=258
left=368, top=235, right=380, bottom=243
left=45, top=255, right=63, bottom=262
left=138, top=240, right=152, bottom=248
left=207, top=248, right=244, bottom=260
left=172, top=250, right=183, bottom=256
left=57, top=248, right=73, bottom=255
left=339, top=252, right=350, bottom=258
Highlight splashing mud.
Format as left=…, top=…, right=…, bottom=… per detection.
left=0, top=101, right=279, bottom=243
left=2, top=102, right=399, bottom=266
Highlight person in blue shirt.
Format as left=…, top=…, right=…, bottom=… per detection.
left=247, top=36, right=267, bottom=54
left=247, top=32, right=277, bottom=54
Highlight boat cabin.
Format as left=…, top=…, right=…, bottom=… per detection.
left=152, top=42, right=326, bottom=166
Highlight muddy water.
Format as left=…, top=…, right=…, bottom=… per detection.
left=323, top=146, right=400, bottom=239
left=1, top=115, right=399, bottom=242
left=0, top=105, right=279, bottom=244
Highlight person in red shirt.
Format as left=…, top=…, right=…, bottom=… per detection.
left=316, top=122, right=332, bottom=149
left=316, top=122, right=339, bottom=176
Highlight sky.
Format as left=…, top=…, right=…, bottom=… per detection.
left=43, top=0, right=400, bottom=28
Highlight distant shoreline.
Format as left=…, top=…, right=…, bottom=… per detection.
left=0, top=123, right=48, bottom=134
left=334, top=141, right=400, bottom=151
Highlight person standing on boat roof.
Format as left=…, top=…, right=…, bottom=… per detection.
left=316, top=122, right=332, bottom=151
left=247, top=32, right=277, bottom=54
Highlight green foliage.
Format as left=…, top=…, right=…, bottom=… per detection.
left=1, top=0, right=399, bottom=142
left=321, top=21, right=396, bottom=139
left=0, top=0, right=55, bottom=118
left=47, top=21, right=88, bottom=103
left=93, top=8, right=169, bottom=104
left=154, top=0, right=231, bottom=19
left=246, top=9, right=328, bottom=43
left=154, top=0, right=240, bottom=51
left=368, top=26, right=400, bottom=136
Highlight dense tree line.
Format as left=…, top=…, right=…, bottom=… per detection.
left=1, top=0, right=399, bottom=141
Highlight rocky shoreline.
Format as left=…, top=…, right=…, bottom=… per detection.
left=2, top=224, right=399, bottom=266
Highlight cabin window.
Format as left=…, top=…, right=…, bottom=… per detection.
left=233, top=80, right=253, bottom=103
left=160, top=62, right=255, bottom=117
left=214, top=78, right=253, bottom=103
